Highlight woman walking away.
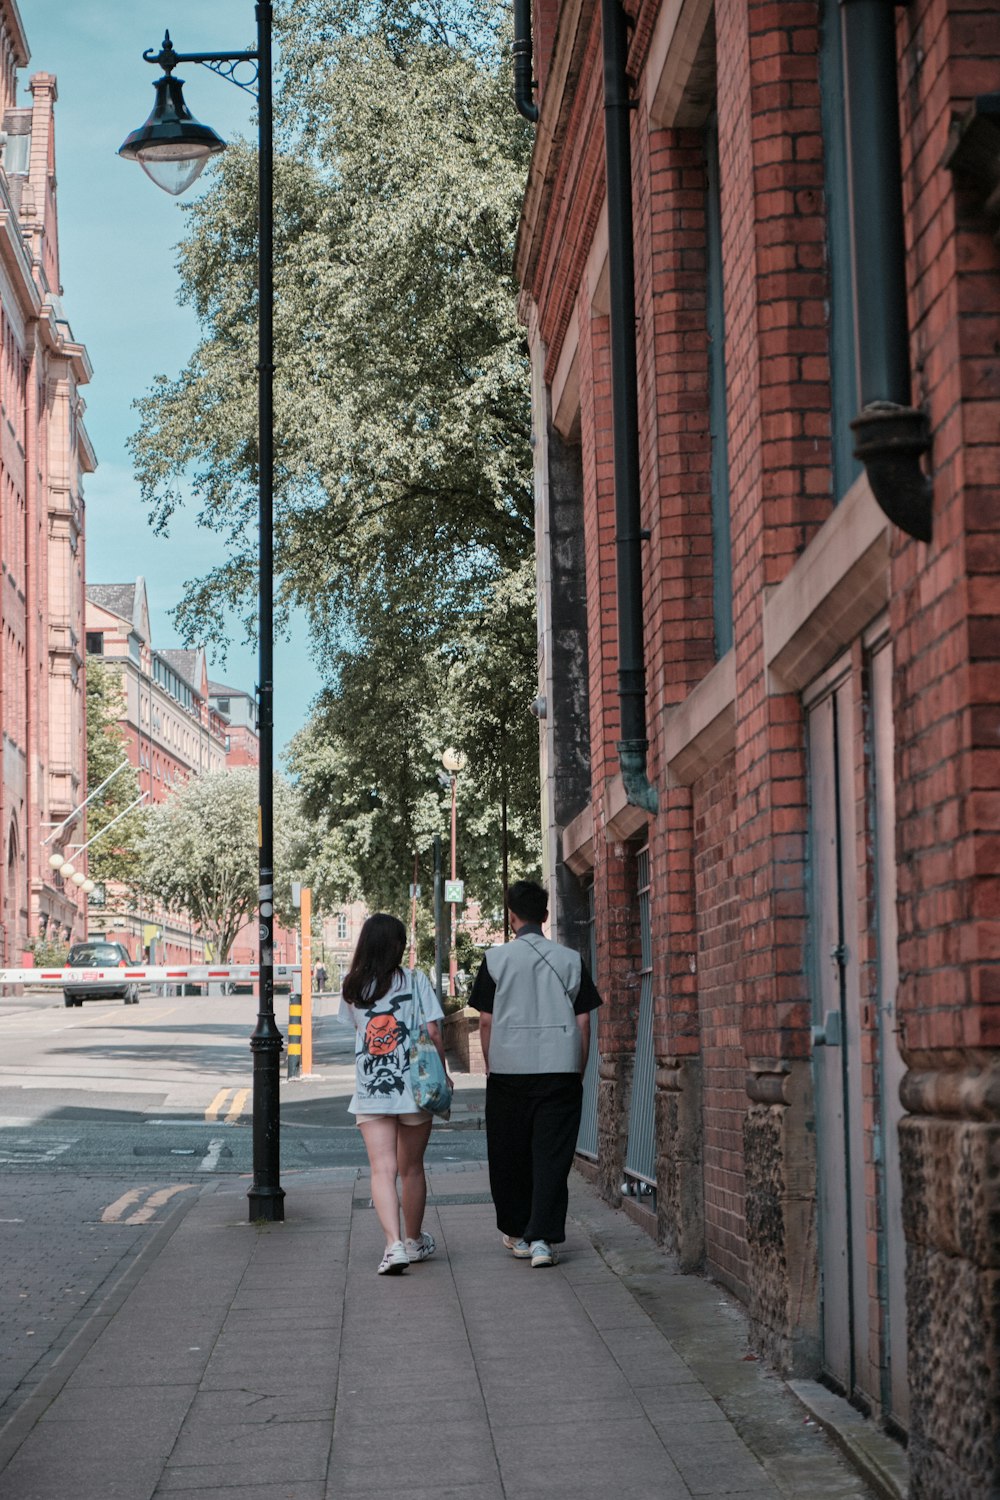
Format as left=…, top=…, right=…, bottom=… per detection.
left=343, top=913, right=451, bottom=1274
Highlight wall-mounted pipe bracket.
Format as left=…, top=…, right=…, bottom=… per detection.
left=617, top=740, right=659, bottom=814
left=850, top=401, right=932, bottom=544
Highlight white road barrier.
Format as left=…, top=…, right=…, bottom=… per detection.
left=0, top=964, right=302, bottom=987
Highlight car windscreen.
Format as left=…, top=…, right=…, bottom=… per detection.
left=67, top=946, right=126, bottom=965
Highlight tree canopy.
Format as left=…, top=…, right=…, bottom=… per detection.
left=129, top=0, right=541, bottom=916
left=136, top=769, right=307, bottom=960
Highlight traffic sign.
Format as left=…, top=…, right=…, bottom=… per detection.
left=444, top=879, right=465, bottom=904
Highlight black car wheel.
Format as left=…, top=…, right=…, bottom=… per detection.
left=63, top=993, right=74, bottom=1008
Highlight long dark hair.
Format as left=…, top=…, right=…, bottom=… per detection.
left=342, top=913, right=407, bottom=1006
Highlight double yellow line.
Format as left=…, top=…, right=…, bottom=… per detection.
left=205, top=1087, right=250, bottom=1125
left=102, top=1184, right=192, bottom=1224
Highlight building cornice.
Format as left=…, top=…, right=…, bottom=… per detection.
left=0, top=171, right=40, bottom=317
left=4, top=1, right=30, bottom=68
left=516, top=0, right=606, bottom=381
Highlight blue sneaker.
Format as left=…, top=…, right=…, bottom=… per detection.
left=502, top=1234, right=532, bottom=1258
left=530, top=1239, right=557, bottom=1267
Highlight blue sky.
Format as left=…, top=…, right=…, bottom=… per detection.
left=23, top=2, right=321, bottom=748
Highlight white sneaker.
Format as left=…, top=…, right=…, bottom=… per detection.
left=502, top=1234, right=532, bottom=1258
left=530, top=1239, right=557, bottom=1267
left=405, top=1232, right=436, bottom=1263
left=377, top=1241, right=410, bottom=1275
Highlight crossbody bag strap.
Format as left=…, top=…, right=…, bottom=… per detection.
left=521, top=935, right=576, bottom=1007
left=409, top=967, right=427, bottom=1033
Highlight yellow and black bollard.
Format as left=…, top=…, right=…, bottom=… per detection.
left=286, top=992, right=302, bottom=1078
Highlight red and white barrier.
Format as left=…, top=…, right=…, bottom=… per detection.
left=0, top=964, right=302, bottom=987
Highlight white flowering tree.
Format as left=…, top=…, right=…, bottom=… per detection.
left=136, top=769, right=307, bottom=961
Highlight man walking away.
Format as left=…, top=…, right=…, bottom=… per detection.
left=468, top=880, right=602, bottom=1267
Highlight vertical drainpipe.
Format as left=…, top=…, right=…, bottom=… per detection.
left=840, top=0, right=932, bottom=542
left=601, top=0, right=658, bottom=813
left=513, top=0, right=539, bottom=122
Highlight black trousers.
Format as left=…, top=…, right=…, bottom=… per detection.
left=485, top=1072, right=583, bottom=1245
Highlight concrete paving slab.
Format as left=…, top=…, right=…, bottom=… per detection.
left=485, top=1392, right=650, bottom=1429
left=156, top=1485, right=326, bottom=1500
left=167, top=1417, right=333, bottom=1472
left=0, top=1450, right=164, bottom=1500
left=330, top=1485, right=505, bottom=1500
left=330, top=1420, right=496, bottom=1488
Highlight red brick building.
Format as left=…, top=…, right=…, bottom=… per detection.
left=0, top=4, right=95, bottom=962
left=517, top=0, right=1000, bottom=1490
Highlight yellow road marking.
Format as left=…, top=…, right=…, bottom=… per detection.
left=102, top=1188, right=145, bottom=1223
left=124, top=1183, right=192, bottom=1224
left=205, top=1088, right=230, bottom=1123
left=225, top=1088, right=250, bottom=1124
left=102, top=1184, right=194, bottom=1224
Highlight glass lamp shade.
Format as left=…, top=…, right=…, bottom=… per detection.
left=60, top=863, right=77, bottom=879
left=82, top=880, right=96, bottom=895
left=441, top=748, right=466, bottom=774
left=71, top=871, right=88, bottom=887
left=118, top=74, right=226, bottom=196
left=48, top=852, right=65, bottom=870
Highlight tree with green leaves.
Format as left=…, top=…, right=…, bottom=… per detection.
left=136, top=769, right=307, bottom=961
left=129, top=0, right=541, bottom=916
left=84, top=658, right=145, bottom=901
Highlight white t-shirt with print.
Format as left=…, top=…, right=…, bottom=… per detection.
left=345, top=968, right=444, bottom=1116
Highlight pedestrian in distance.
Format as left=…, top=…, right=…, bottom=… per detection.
left=342, top=913, right=453, bottom=1275
left=314, top=960, right=327, bottom=994
left=468, top=879, right=602, bottom=1268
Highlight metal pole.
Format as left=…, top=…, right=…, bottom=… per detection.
left=409, top=851, right=419, bottom=970
left=433, top=834, right=444, bottom=1007
left=247, top=0, right=284, bottom=1223
left=300, top=886, right=313, bottom=1075
left=449, top=772, right=458, bottom=997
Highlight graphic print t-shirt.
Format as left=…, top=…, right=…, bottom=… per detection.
left=346, top=969, right=444, bottom=1116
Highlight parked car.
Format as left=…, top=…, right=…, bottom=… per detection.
left=62, top=941, right=141, bottom=1007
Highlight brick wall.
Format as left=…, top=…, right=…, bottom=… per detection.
left=694, top=752, right=747, bottom=1293
left=894, top=0, right=1000, bottom=1054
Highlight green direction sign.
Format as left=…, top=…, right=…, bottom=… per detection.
left=444, top=879, right=465, bottom=904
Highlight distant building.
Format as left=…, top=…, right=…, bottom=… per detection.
left=319, top=903, right=369, bottom=990
left=85, top=580, right=228, bottom=803
left=0, top=6, right=95, bottom=962
left=208, top=680, right=259, bottom=768
left=85, top=578, right=229, bottom=959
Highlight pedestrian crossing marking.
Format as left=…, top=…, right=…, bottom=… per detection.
left=102, top=1184, right=194, bottom=1224
left=205, top=1087, right=249, bottom=1124
left=0, top=1134, right=76, bottom=1165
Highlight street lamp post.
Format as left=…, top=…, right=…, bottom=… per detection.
left=119, top=3, right=284, bottom=1224
left=441, top=749, right=465, bottom=997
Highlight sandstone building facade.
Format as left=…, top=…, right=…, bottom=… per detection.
left=517, top=0, right=1000, bottom=1490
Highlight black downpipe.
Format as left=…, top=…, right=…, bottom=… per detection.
left=602, top=0, right=658, bottom=813
left=841, top=0, right=932, bottom=542
left=513, top=0, right=539, bottom=122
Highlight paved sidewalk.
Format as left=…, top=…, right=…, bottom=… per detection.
left=0, top=1160, right=884, bottom=1500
